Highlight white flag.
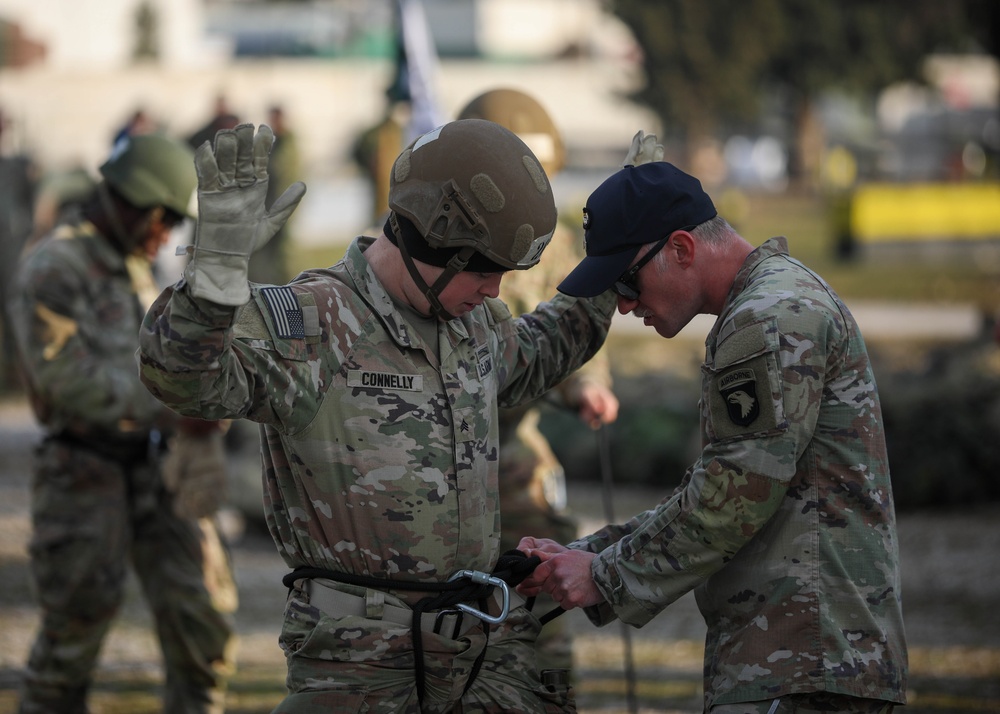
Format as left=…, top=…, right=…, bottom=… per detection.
left=397, top=0, right=445, bottom=142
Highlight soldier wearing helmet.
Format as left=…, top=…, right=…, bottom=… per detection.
left=457, top=88, right=620, bottom=678
left=137, top=119, right=618, bottom=712
left=97, top=132, right=198, bottom=257
left=384, top=118, right=558, bottom=319
left=9, top=133, right=237, bottom=714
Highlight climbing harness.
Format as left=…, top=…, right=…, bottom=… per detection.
left=282, top=549, right=562, bottom=709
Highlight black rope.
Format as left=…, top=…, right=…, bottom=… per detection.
left=494, top=549, right=544, bottom=587
left=282, top=550, right=566, bottom=710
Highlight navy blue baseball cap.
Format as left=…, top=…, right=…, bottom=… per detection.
left=557, top=162, right=717, bottom=297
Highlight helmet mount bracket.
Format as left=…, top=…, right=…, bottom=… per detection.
left=424, top=180, right=485, bottom=251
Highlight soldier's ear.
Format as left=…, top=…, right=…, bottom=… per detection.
left=668, top=230, right=696, bottom=268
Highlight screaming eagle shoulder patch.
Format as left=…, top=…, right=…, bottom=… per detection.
left=708, top=351, right=782, bottom=442
left=718, top=368, right=760, bottom=427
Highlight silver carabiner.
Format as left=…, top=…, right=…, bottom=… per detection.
left=447, top=569, right=510, bottom=625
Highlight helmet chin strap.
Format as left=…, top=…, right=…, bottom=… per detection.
left=389, top=212, right=474, bottom=321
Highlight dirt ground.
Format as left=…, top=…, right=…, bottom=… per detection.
left=1, top=397, right=999, bottom=714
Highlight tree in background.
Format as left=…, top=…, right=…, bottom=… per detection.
left=610, top=0, right=998, bottom=186
left=607, top=0, right=778, bottom=147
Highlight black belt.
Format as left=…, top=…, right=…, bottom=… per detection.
left=49, top=429, right=158, bottom=464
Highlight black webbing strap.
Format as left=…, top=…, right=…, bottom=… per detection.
left=282, top=550, right=566, bottom=709
left=388, top=210, right=475, bottom=322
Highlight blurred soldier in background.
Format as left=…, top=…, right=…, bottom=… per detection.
left=351, top=102, right=408, bottom=223
left=248, top=103, right=302, bottom=285
left=111, top=106, right=156, bottom=153
left=0, top=107, right=37, bottom=391
left=7, top=134, right=238, bottom=714
left=187, top=93, right=240, bottom=151
left=28, top=166, right=96, bottom=249
left=456, top=88, right=620, bottom=676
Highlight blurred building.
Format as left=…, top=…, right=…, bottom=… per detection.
left=4, top=0, right=992, bottom=241
left=0, top=0, right=653, bottom=242
left=0, top=0, right=224, bottom=69
left=0, top=0, right=632, bottom=69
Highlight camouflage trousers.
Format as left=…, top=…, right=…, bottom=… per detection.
left=710, top=693, right=896, bottom=713
left=271, top=580, right=575, bottom=713
left=18, top=437, right=238, bottom=714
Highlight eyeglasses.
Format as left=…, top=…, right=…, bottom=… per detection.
left=613, top=236, right=669, bottom=301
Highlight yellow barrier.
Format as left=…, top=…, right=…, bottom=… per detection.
left=850, top=183, right=1000, bottom=243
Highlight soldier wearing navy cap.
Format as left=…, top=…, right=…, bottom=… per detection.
left=559, top=162, right=717, bottom=300
left=519, top=159, right=908, bottom=713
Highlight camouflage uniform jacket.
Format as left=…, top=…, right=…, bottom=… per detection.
left=9, top=220, right=167, bottom=438
left=138, top=235, right=615, bottom=588
left=575, top=237, right=907, bottom=707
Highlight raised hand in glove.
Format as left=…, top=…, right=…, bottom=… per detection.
left=184, top=123, right=307, bottom=306
left=623, top=130, right=664, bottom=167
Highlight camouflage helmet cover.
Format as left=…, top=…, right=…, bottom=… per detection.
left=388, top=118, right=556, bottom=271
left=457, top=88, right=566, bottom=176
left=99, top=134, right=197, bottom=219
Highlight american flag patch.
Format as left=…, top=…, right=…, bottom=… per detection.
left=260, top=286, right=305, bottom=339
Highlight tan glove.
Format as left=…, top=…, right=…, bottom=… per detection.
left=623, top=130, right=664, bottom=167
left=184, top=123, right=306, bottom=306
left=161, top=428, right=229, bottom=520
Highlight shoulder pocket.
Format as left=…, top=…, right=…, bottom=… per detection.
left=704, top=318, right=786, bottom=443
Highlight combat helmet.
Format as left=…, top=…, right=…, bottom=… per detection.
left=100, top=134, right=197, bottom=219
left=386, top=118, right=557, bottom=319
left=457, top=88, right=566, bottom=177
